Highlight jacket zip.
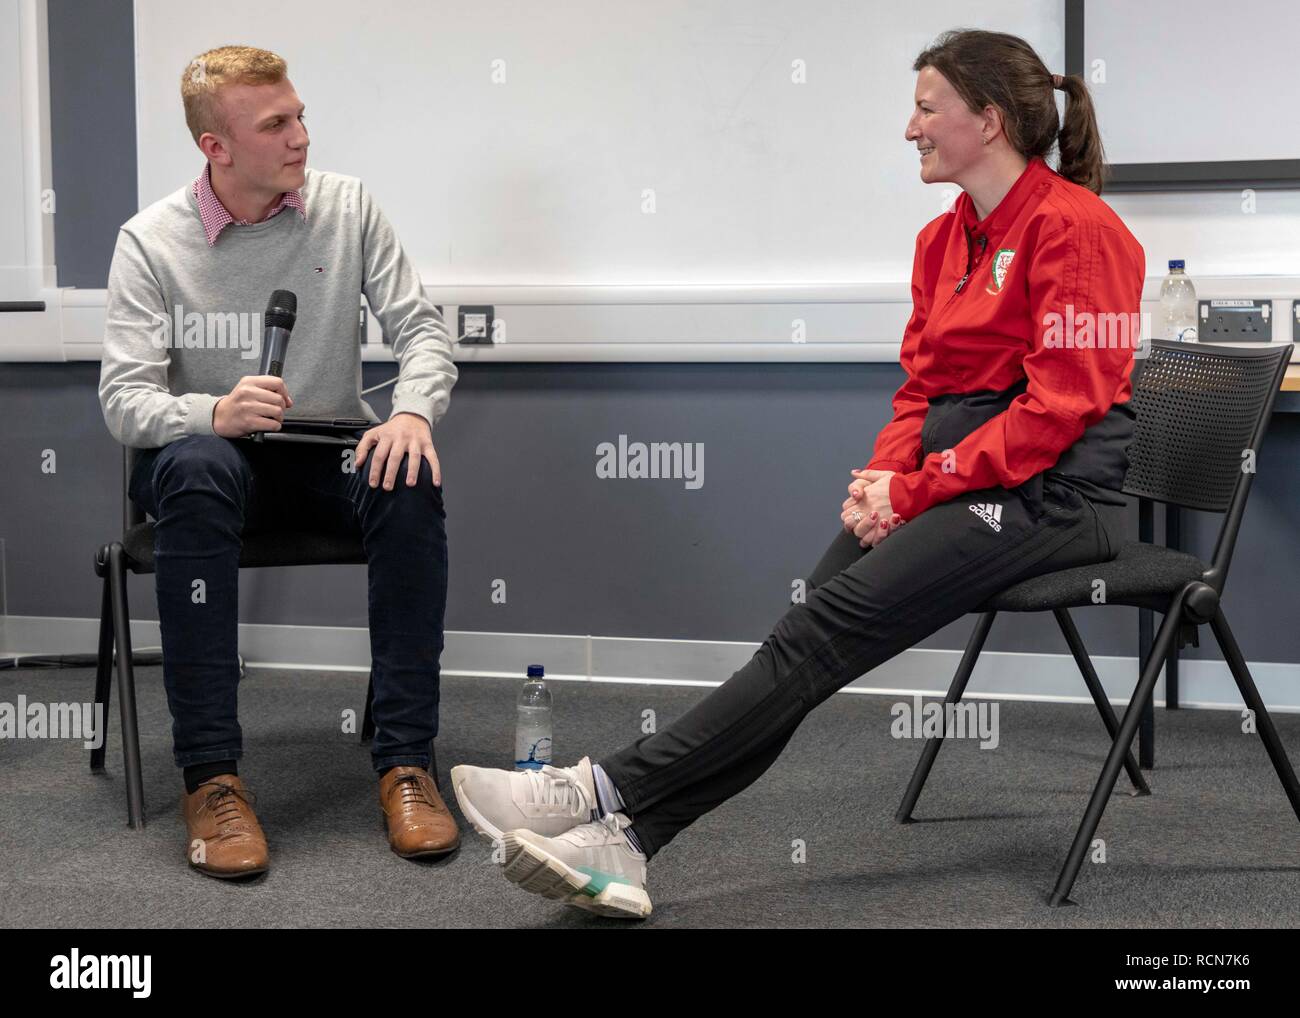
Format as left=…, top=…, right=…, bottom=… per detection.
left=927, top=225, right=989, bottom=336
left=954, top=226, right=988, bottom=293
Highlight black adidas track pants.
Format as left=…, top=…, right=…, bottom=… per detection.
left=599, top=473, right=1126, bottom=858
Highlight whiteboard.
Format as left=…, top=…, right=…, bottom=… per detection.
left=134, top=0, right=1065, bottom=298
left=1084, top=0, right=1300, bottom=167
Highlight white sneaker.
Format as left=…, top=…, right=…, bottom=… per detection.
left=450, top=756, right=597, bottom=842
left=501, top=812, right=652, bottom=919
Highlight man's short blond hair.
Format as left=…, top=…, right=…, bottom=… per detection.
left=181, top=45, right=288, bottom=145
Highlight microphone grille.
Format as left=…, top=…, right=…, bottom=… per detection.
left=267, top=289, right=297, bottom=315
left=264, top=289, right=297, bottom=330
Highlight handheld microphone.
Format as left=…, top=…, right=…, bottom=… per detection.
left=253, top=289, right=297, bottom=443
left=259, top=289, right=298, bottom=377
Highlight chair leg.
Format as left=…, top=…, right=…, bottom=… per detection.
left=108, top=543, right=146, bottom=829
left=1138, top=500, right=1156, bottom=769
left=1048, top=598, right=1185, bottom=906
left=1210, top=608, right=1300, bottom=822
left=90, top=563, right=114, bottom=773
left=361, top=667, right=375, bottom=743
left=1053, top=609, right=1150, bottom=796
left=896, top=611, right=996, bottom=823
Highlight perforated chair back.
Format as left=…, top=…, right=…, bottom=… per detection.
left=1122, top=340, right=1291, bottom=513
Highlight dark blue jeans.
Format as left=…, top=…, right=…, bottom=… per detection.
left=127, top=434, right=448, bottom=772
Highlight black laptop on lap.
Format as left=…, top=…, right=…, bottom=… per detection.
left=246, top=416, right=373, bottom=447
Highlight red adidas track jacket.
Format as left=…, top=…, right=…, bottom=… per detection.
left=867, top=155, right=1146, bottom=520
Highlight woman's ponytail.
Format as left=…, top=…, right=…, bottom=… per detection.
left=1054, top=74, right=1107, bottom=194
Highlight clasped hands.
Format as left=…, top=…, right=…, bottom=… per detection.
left=840, top=468, right=905, bottom=548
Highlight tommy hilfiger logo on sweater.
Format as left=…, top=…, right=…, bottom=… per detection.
left=968, top=502, right=1003, bottom=532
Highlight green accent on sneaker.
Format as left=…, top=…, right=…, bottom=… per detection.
left=575, top=866, right=627, bottom=897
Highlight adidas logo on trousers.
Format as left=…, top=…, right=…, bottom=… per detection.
left=968, top=502, right=1003, bottom=531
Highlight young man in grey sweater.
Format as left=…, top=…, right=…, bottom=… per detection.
left=98, top=45, right=460, bottom=878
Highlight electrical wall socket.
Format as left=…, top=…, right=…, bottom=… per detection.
left=1197, top=299, right=1274, bottom=342
left=458, top=305, right=495, bottom=344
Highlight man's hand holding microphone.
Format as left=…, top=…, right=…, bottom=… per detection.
left=212, top=289, right=440, bottom=491
left=212, top=375, right=295, bottom=438
left=211, top=288, right=299, bottom=440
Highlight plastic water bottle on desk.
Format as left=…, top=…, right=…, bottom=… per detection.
left=515, top=665, right=553, bottom=771
left=1159, top=259, right=1198, bottom=341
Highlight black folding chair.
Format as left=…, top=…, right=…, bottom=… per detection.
left=894, top=339, right=1299, bottom=906
left=91, top=442, right=401, bottom=829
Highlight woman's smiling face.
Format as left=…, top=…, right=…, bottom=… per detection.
left=905, top=66, right=989, bottom=186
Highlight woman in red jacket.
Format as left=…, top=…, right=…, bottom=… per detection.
left=452, top=29, right=1145, bottom=918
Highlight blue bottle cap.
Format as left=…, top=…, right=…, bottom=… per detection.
left=1168, top=259, right=1185, bottom=270
left=527, top=664, right=545, bottom=678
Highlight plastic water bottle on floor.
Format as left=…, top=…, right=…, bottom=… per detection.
left=1159, top=259, right=1198, bottom=341
left=515, top=665, right=553, bottom=770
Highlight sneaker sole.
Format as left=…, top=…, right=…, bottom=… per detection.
left=500, top=832, right=652, bottom=919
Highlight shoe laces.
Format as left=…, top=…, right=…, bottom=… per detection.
left=197, top=781, right=255, bottom=826
left=388, top=772, right=445, bottom=815
left=596, top=812, right=624, bottom=839
left=564, top=812, right=628, bottom=851
left=528, top=765, right=593, bottom=818
left=567, top=811, right=623, bottom=845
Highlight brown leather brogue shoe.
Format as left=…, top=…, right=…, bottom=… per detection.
left=379, top=766, right=461, bottom=858
left=181, top=775, right=269, bottom=879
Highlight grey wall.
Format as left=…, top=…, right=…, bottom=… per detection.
left=48, top=0, right=138, bottom=290
left=5, top=0, right=1298, bottom=668
left=7, top=359, right=1300, bottom=664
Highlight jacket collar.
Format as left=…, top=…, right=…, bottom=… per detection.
left=956, top=155, right=1053, bottom=240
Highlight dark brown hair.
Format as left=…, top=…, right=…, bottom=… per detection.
left=913, top=29, right=1107, bottom=194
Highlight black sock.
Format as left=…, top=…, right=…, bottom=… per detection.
left=183, top=760, right=238, bottom=794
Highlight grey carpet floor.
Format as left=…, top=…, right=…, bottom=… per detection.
left=2, top=664, right=1298, bottom=928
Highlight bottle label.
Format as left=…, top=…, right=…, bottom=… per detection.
left=515, top=734, right=553, bottom=770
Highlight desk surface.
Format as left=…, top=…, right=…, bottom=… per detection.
left=1285, top=365, right=1300, bottom=392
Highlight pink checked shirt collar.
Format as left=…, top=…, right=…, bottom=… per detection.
left=193, top=162, right=307, bottom=246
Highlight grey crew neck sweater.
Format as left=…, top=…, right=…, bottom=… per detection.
left=98, top=167, right=457, bottom=448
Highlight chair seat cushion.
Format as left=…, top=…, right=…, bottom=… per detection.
left=122, top=522, right=367, bottom=573
left=980, top=540, right=1208, bottom=613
